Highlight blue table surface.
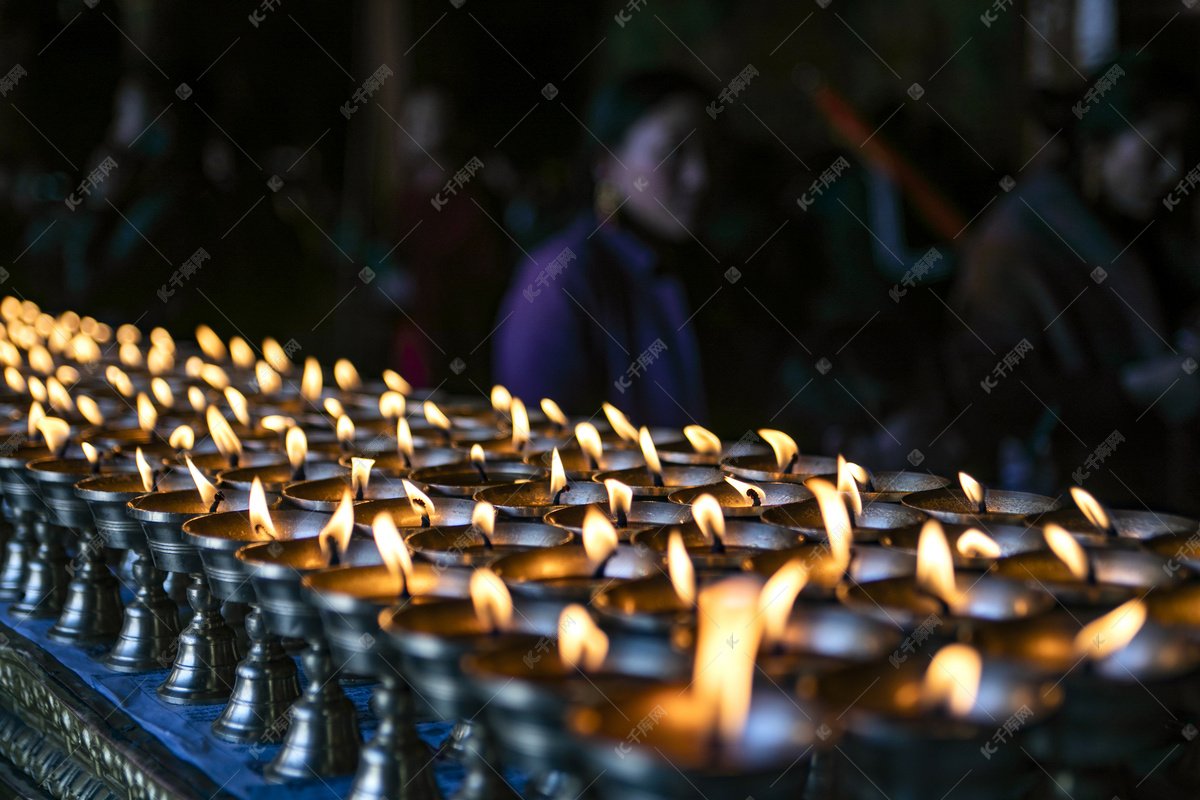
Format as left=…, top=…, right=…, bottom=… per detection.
left=0, top=590, right=529, bottom=800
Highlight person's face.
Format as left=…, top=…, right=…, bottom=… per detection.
left=1098, top=104, right=1188, bottom=221
left=599, top=94, right=709, bottom=241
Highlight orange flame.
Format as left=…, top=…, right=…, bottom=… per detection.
left=324, top=398, right=345, bottom=418
left=956, top=529, right=1001, bottom=559
left=27, top=376, right=45, bottom=404
left=1074, top=599, right=1146, bottom=659
left=401, top=479, right=435, bottom=521
left=318, top=489, right=355, bottom=565
left=692, top=576, right=764, bottom=744
left=224, top=387, right=251, bottom=427
left=334, top=358, right=361, bottom=391
left=27, top=400, right=44, bottom=440
left=46, top=377, right=73, bottom=413
left=683, top=424, right=722, bottom=455
left=581, top=506, right=619, bottom=565
left=540, top=398, right=568, bottom=427
left=423, top=400, right=451, bottom=431
left=149, top=326, right=174, bottom=352
left=37, top=416, right=70, bottom=455
left=724, top=475, right=764, bottom=505
left=81, top=441, right=99, bottom=467
left=286, top=427, right=307, bottom=472
left=229, top=336, right=255, bottom=369
left=558, top=604, right=609, bottom=671
left=373, top=512, right=414, bottom=592
left=151, top=377, right=175, bottom=409
left=28, top=344, right=53, bottom=375
left=1069, top=487, right=1113, bottom=533
left=119, top=342, right=142, bottom=367
left=351, top=457, right=374, bottom=496
left=195, top=325, right=227, bottom=362
left=808, top=478, right=852, bottom=573
left=638, top=427, right=662, bottom=480
left=758, top=429, right=798, bottom=472
left=575, top=422, right=603, bottom=466
left=3, top=366, right=23, bottom=393
left=136, top=393, right=157, bottom=432
left=300, top=357, right=322, bottom=402
left=472, top=501, right=496, bottom=538
left=206, top=406, right=244, bottom=464
left=759, top=559, right=809, bottom=646
left=470, top=568, right=513, bottom=633
left=490, top=384, right=512, bottom=413
left=262, top=337, right=291, bottom=373
left=510, top=398, right=530, bottom=450
left=604, top=479, right=633, bottom=521
left=382, top=369, right=412, bottom=395
left=691, top=493, right=726, bottom=542
left=184, top=454, right=219, bottom=507
left=396, top=418, right=414, bottom=458
left=1044, top=524, right=1089, bottom=581
left=959, top=472, right=986, bottom=510
left=169, top=425, right=195, bottom=451
left=916, top=519, right=959, bottom=607
left=379, top=391, right=405, bottom=418
left=255, top=361, right=282, bottom=395
left=922, top=644, right=982, bottom=717
left=188, top=385, right=207, bottom=412
left=336, top=415, right=355, bottom=446
left=200, top=363, right=229, bottom=390
left=135, top=447, right=154, bottom=492
left=249, top=477, right=276, bottom=538
left=836, top=455, right=867, bottom=516
left=667, top=529, right=696, bottom=604
left=549, top=448, right=568, bottom=497
left=601, top=402, right=638, bottom=442
left=470, top=444, right=486, bottom=471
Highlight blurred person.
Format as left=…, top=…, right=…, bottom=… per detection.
left=945, top=57, right=1200, bottom=509
left=493, top=71, right=711, bottom=425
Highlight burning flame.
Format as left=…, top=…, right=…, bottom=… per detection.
left=229, top=336, right=255, bottom=368
left=119, top=342, right=142, bottom=367
left=575, top=422, right=603, bottom=466
left=470, top=444, right=486, bottom=471
left=558, top=605, right=609, bottom=671
left=836, top=456, right=868, bottom=516
left=185, top=454, right=219, bottom=507
left=55, top=365, right=79, bottom=385
left=286, top=427, right=307, bottom=472
left=956, top=529, right=1001, bottom=559
left=151, top=377, right=174, bottom=408
left=472, top=501, right=496, bottom=538
left=423, top=400, right=451, bottom=431
left=724, top=475, right=764, bottom=505
left=373, top=513, right=414, bottom=592
left=336, top=415, right=355, bottom=446
left=260, top=415, right=293, bottom=432
left=147, top=346, right=173, bottom=375
left=262, top=337, right=291, bottom=373
left=1069, top=487, right=1113, bottom=533
left=759, top=559, right=809, bottom=646
left=808, top=479, right=852, bottom=573
left=196, top=325, right=227, bottom=361
left=916, top=519, right=960, bottom=607
left=540, top=398, right=568, bottom=427
left=692, top=576, right=764, bottom=744
left=300, top=357, right=322, bottom=402
left=224, top=387, right=251, bottom=427
left=601, top=402, right=638, bottom=442
left=396, top=418, right=414, bottom=459
left=81, top=441, right=99, bottom=467
left=28, top=345, right=53, bottom=375
left=1074, top=599, right=1146, bottom=659
left=46, top=377, right=73, bottom=413
left=188, top=386, right=207, bottom=412
left=959, top=472, right=986, bottom=511
left=382, top=369, right=412, bottom=395
left=318, top=489, right=355, bottom=565
left=28, top=376, right=45, bottom=403
left=28, top=400, right=44, bottom=440
left=510, top=397, right=530, bottom=450
left=136, top=446, right=155, bottom=491
left=351, top=457, right=374, bottom=496
left=638, top=427, right=662, bottom=480
left=581, top=506, right=619, bottom=565
left=549, top=448, right=568, bottom=498
left=758, top=429, right=798, bottom=472
left=255, top=361, right=281, bottom=395
left=200, top=364, right=229, bottom=390
left=922, top=644, right=982, bottom=717
left=334, top=358, right=361, bottom=391
left=691, top=493, right=726, bottom=542
left=604, top=479, right=633, bottom=521
left=135, top=393, right=158, bottom=432
left=667, top=529, right=696, bottom=604
left=169, top=425, right=195, bottom=451
left=37, top=416, right=70, bottom=455
left=249, top=477, right=276, bottom=539
left=324, top=398, right=345, bottom=418
left=106, top=366, right=133, bottom=397
left=1044, top=524, right=1090, bottom=581
left=207, top=406, right=244, bottom=464
left=470, top=568, right=514, bottom=633
left=379, top=391, right=405, bottom=418
left=116, top=323, right=140, bottom=344
left=185, top=356, right=203, bottom=377
left=4, top=366, right=23, bottom=393
left=683, top=424, right=722, bottom=455
left=401, top=479, right=435, bottom=521
left=149, top=326, right=174, bottom=352
left=490, top=384, right=512, bottom=413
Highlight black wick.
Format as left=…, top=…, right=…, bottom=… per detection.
left=207, top=489, right=225, bottom=514
left=473, top=462, right=488, bottom=482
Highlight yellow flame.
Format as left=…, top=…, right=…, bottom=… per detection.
left=249, top=477, right=276, bottom=538
left=549, top=448, right=568, bottom=497
left=1074, top=599, right=1147, bottom=659
left=196, top=325, right=227, bottom=362
left=511, top=397, right=530, bottom=450
left=423, top=400, right=451, bottom=431
left=691, top=493, right=726, bottom=542
left=401, top=479, right=435, bottom=520
left=396, top=418, right=414, bottom=458
left=46, top=377, right=73, bottom=413
left=759, top=559, right=809, bottom=646
left=667, top=530, right=696, bottom=604
left=472, top=501, right=496, bottom=538
left=470, top=444, right=486, bottom=470
left=260, top=415, right=293, bottom=432
left=351, top=457, right=374, bottom=496
left=916, top=519, right=959, bottom=607
left=602, top=402, right=638, bottom=442
left=683, top=424, right=722, bottom=455
left=200, top=363, right=229, bottom=390
left=4, top=366, right=24, bottom=393
left=1069, top=487, right=1113, bottom=533
left=224, top=387, right=250, bottom=427
left=324, top=397, right=345, bottom=419
left=336, top=415, right=355, bottom=446
left=382, top=369, right=412, bottom=395
left=151, top=377, right=174, bottom=408
left=540, top=398, right=568, bottom=427
left=169, top=425, right=195, bottom=451
left=575, top=422, right=603, bottom=465
left=956, top=529, right=1001, bottom=558
left=286, top=427, right=307, bottom=472
left=207, top=406, right=243, bottom=463
left=836, top=456, right=867, bottom=516
left=334, top=358, right=361, bottom=391
left=185, top=454, right=219, bottom=507
left=262, top=337, right=291, bottom=373
left=81, top=441, right=99, bottom=467
left=758, top=429, right=798, bottom=472
left=119, top=342, right=142, bottom=368
left=959, top=472, right=986, bottom=509
left=135, top=393, right=157, bottom=432
left=116, top=323, right=140, bottom=344
left=255, top=361, right=281, bottom=395
left=28, top=345, right=53, bottom=375
left=142, top=343, right=167, bottom=372
left=1044, top=524, right=1089, bottom=581
left=188, top=386, right=207, bottom=412
left=300, top=357, right=322, bottom=402
left=55, top=364, right=79, bottom=384
left=490, top=385, right=512, bottom=412
left=808, top=479, right=852, bottom=573
left=470, top=568, right=514, bottom=633
left=693, top=576, right=764, bottom=744
left=27, top=400, right=44, bottom=440
left=724, top=475, right=764, bottom=504
left=318, top=489, right=355, bottom=565
left=149, top=326, right=174, bottom=352
left=581, top=506, right=619, bottom=565
left=135, top=447, right=155, bottom=492
left=185, top=356, right=203, bottom=377
left=0, top=296, right=18, bottom=321
left=106, top=366, right=134, bottom=397
left=373, top=513, right=414, bottom=591
left=27, top=376, right=46, bottom=403
left=229, top=336, right=255, bottom=369
left=922, top=644, right=982, bottom=717
left=638, top=427, right=662, bottom=479
left=558, top=605, right=609, bottom=671
left=604, top=479, right=633, bottom=520
left=0, top=341, right=19, bottom=368
left=379, top=391, right=405, bottom=418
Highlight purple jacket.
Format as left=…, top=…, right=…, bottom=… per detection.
left=493, top=216, right=707, bottom=426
